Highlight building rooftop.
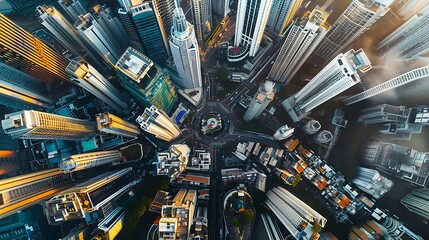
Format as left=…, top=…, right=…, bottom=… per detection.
left=116, top=47, right=153, bottom=83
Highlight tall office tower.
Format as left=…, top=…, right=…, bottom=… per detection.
left=136, top=105, right=181, bottom=141
left=273, top=125, right=295, bottom=140
left=116, top=47, right=178, bottom=113
left=314, top=0, right=393, bottom=61
left=158, top=189, right=197, bottom=240
left=313, top=130, right=332, bottom=144
left=0, top=151, right=21, bottom=178
left=35, top=5, right=105, bottom=70
left=96, top=112, right=140, bottom=138
left=190, top=0, right=212, bottom=41
left=0, top=14, right=70, bottom=83
left=363, top=141, right=429, bottom=186
left=212, top=0, right=230, bottom=18
left=92, top=4, right=130, bottom=53
left=154, top=144, right=190, bottom=181
left=377, top=5, right=429, bottom=60
left=65, top=60, right=129, bottom=113
left=59, top=150, right=123, bottom=173
left=351, top=167, right=394, bottom=199
left=302, top=119, right=321, bottom=134
left=0, top=169, right=72, bottom=219
left=359, top=104, right=429, bottom=140
left=266, top=0, right=303, bottom=35
left=75, top=13, right=124, bottom=65
left=1, top=110, right=97, bottom=140
left=0, top=62, right=53, bottom=110
left=358, top=104, right=406, bottom=124
left=401, top=188, right=429, bottom=218
left=235, top=0, right=273, bottom=56
left=5, top=0, right=56, bottom=16
left=58, top=0, right=86, bottom=22
left=266, top=186, right=327, bottom=239
left=170, top=7, right=203, bottom=90
left=396, top=0, right=429, bottom=20
left=153, top=0, right=176, bottom=38
left=282, top=49, right=372, bottom=122
left=130, top=1, right=169, bottom=64
left=243, top=81, right=276, bottom=122
left=269, top=7, right=331, bottom=84
left=117, top=8, right=145, bottom=52
left=44, top=168, right=137, bottom=225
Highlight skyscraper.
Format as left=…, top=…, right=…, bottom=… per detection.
left=401, top=188, right=429, bottom=218
left=6, top=0, right=56, bottom=16
left=130, top=1, right=169, bottom=64
left=190, top=0, right=212, bottom=41
left=59, top=150, right=123, bottom=173
left=269, top=7, right=331, bottom=84
left=396, top=0, right=429, bottom=20
left=95, top=112, right=141, bottom=138
left=92, top=4, right=130, bottom=53
left=212, top=0, right=230, bottom=18
left=266, top=186, right=327, bottom=239
left=243, top=81, right=276, bottom=122
left=153, top=0, right=176, bottom=38
left=58, top=0, right=86, bottom=22
left=282, top=49, right=372, bottom=122
left=75, top=13, right=124, bottom=65
left=66, top=60, right=129, bottom=112
left=363, top=141, right=429, bottom=186
left=377, top=5, right=429, bottom=60
left=170, top=7, right=202, bottom=90
left=117, top=7, right=145, bottom=52
left=116, top=47, right=178, bottom=113
left=0, top=62, right=53, bottom=110
left=235, top=0, right=273, bottom=57
left=0, top=14, right=70, bottom=83
left=1, top=110, right=97, bottom=140
left=136, top=105, right=181, bottom=141
left=314, top=0, right=393, bottom=61
left=44, top=168, right=137, bottom=225
left=359, top=104, right=429, bottom=140
left=0, top=169, right=72, bottom=219
left=266, top=0, right=303, bottom=35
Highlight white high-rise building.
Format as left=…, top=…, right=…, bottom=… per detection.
left=169, top=7, right=202, bottom=90
left=212, top=0, right=230, bottom=18
left=401, top=188, right=429, bottom=219
left=58, top=0, right=86, bottom=22
left=66, top=60, right=129, bottom=112
left=313, top=130, right=332, bottom=144
left=0, top=62, right=53, bottom=109
left=191, top=0, right=212, bottom=41
left=314, top=0, right=393, bottom=61
left=266, top=0, right=303, bottom=35
left=269, top=7, right=331, bottom=84
left=377, top=5, right=429, bottom=60
left=1, top=110, right=97, bottom=140
left=235, top=0, right=273, bottom=57
left=96, top=112, right=140, bottom=138
left=396, top=0, right=429, bottom=20
left=75, top=13, right=124, bottom=65
left=44, top=168, right=137, bottom=225
left=136, top=105, right=181, bottom=141
left=282, top=49, right=372, bottom=122
left=243, top=81, right=276, bottom=122
left=266, top=186, right=327, bottom=238
left=59, top=150, right=123, bottom=173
